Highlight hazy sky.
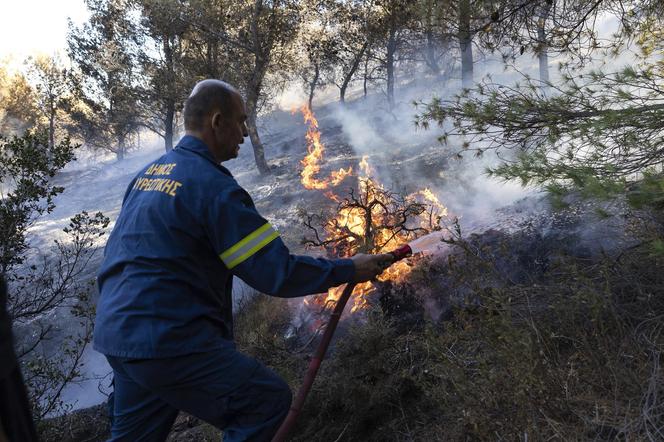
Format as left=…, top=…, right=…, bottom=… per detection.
left=0, top=0, right=89, bottom=71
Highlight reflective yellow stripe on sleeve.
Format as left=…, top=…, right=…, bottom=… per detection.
left=220, top=222, right=280, bottom=269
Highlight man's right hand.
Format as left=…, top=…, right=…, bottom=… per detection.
left=350, top=253, right=394, bottom=283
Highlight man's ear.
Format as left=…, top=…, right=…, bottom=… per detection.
left=210, top=112, right=223, bottom=130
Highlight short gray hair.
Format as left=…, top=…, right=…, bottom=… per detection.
left=183, top=80, right=239, bottom=131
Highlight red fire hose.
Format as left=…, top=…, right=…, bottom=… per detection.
left=271, top=245, right=412, bottom=442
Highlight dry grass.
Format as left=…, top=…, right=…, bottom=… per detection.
left=39, top=215, right=664, bottom=441
left=278, top=221, right=664, bottom=441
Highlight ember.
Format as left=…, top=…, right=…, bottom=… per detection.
left=297, top=106, right=449, bottom=313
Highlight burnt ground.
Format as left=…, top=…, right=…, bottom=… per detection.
left=38, top=192, right=647, bottom=441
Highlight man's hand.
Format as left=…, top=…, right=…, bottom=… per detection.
left=350, top=253, right=394, bottom=283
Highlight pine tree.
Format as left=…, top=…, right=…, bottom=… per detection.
left=68, top=0, right=142, bottom=161
left=417, top=5, right=664, bottom=202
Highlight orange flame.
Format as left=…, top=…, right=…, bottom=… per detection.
left=299, top=105, right=353, bottom=189
left=297, top=106, right=448, bottom=313
left=408, top=188, right=449, bottom=229
left=359, top=155, right=372, bottom=176
left=320, top=176, right=432, bottom=312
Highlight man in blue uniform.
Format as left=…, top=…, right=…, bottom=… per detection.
left=94, top=79, right=392, bottom=441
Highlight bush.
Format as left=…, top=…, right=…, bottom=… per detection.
left=0, top=131, right=110, bottom=421
left=234, top=294, right=303, bottom=387
left=276, top=214, right=664, bottom=441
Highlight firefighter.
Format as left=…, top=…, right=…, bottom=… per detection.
left=94, top=79, right=393, bottom=441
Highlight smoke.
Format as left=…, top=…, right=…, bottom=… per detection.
left=280, top=59, right=536, bottom=232
left=58, top=346, right=111, bottom=413
left=276, top=15, right=635, bottom=234
left=433, top=155, right=539, bottom=230
left=276, top=83, right=308, bottom=110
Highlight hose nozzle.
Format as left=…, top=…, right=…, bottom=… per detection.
left=389, top=244, right=412, bottom=262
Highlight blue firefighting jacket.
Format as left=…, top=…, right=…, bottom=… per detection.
left=93, top=135, right=355, bottom=358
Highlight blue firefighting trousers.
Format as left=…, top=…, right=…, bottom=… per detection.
left=105, top=344, right=291, bottom=441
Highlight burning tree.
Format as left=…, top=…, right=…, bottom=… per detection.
left=301, top=175, right=445, bottom=312
left=296, top=105, right=447, bottom=313
left=303, top=178, right=442, bottom=256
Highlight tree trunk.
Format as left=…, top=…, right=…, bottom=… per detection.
left=246, top=77, right=270, bottom=175
left=163, top=35, right=175, bottom=151
left=116, top=133, right=125, bottom=161
left=424, top=0, right=440, bottom=76
left=205, top=38, right=219, bottom=77
left=308, top=64, right=320, bottom=110
left=537, top=1, right=552, bottom=85
left=458, top=0, right=474, bottom=89
left=386, top=27, right=397, bottom=109
left=246, top=109, right=269, bottom=175
left=425, top=29, right=440, bottom=77
left=48, top=107, right=55, bottom=150
left=164, top=104, right=174, bottom=151
left=363, top=54, right=369, bottom=99
left=340, top=41, right=369, bottom=104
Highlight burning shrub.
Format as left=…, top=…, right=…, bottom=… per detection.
left=303, top=179, right=441, bottom=256
left=300, top=176, right=445, bottom=314
left=294, top=105, right=448, bottom=314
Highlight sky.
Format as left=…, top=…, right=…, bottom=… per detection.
left=0, top=0, right=89, bottom=72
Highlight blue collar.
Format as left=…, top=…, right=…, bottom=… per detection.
left=175, top=135, right=233, bottom=177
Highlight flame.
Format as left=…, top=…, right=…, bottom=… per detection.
left=359, top=155, right=372, bottom=176
left=326, top=176, right=427, bottom=312
left=296, top=106, right=448, bottom=314
left=299, top=105, right=353, bottom=189
left=416, top=188, right=443, bottom=208
left=409, top=188, right=448, bottom=229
